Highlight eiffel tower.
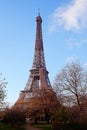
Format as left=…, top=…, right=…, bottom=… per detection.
left=14, top=13, right=52, bottom=109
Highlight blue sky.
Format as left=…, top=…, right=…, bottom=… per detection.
left=0, top=0, right=87, bottom=105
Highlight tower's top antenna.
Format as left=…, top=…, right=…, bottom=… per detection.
left=38, top=8, right=40, bottom=16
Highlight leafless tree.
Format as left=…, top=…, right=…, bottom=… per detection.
left=0, top=73, right=7, bottom=110
left=53, top=61, right=87, bottom=109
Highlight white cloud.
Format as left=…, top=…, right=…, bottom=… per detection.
left=66, top=58, right=87, bottom=70
left=49, top=0, right=87, bottom=32
left=66, top=38, right=87, bottom=48
left=66, top=56, right=79, bottom=63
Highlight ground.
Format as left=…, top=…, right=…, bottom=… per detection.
left=25, top=124, right=42, bottom=130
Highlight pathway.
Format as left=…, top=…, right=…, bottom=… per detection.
left=25, top=124, right=42, bottom=130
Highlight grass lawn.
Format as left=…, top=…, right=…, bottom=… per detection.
left=0, top=123, right=14, bottom=130
left=0, top=123, right=25, bottom=130
left=34, top=124, right=52, bottom=130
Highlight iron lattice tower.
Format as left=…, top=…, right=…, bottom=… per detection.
left=14, top=13, right=52, bottom=108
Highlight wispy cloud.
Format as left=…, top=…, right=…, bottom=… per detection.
left=66, top=38, right=87, bottom=48
left=66, top=56, right=79, bottom=63
left=49, top=0, right=87, bottom=32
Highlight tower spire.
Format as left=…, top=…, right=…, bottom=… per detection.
left=38, top=8, right=40, bottom=16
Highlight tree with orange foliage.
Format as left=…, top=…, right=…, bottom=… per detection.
left=27, top=89, right=60, bottom=124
